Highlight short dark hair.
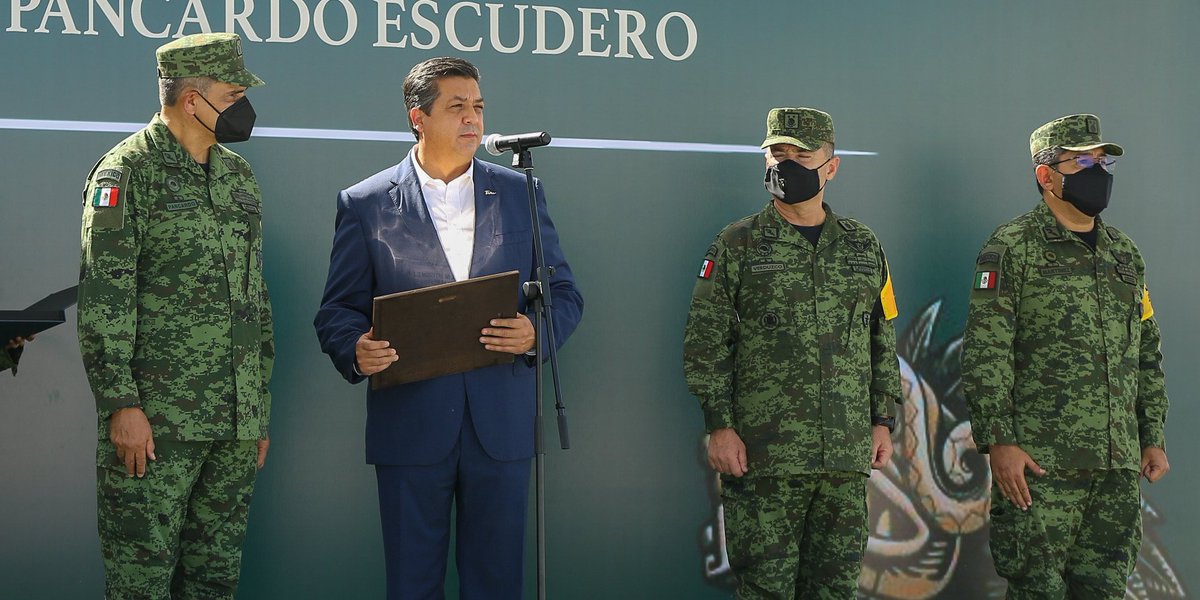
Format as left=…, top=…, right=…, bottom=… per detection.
left=401, top=57, right=480, bottom=139
left=1032, top=146, right=1064, bottom=195
left=159, top=76, right=213, bottom=107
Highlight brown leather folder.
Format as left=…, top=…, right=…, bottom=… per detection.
left=370, top=271, right=519, bottom=390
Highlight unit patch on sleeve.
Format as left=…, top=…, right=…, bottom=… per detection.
left=87, top=165, right=131, bottom=231
left=977, top=251, right=1001, bottom=265
left=972, top=244, right=1006, bottom=293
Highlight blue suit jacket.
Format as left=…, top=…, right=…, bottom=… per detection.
left=314, top=156, right=583, bottom=465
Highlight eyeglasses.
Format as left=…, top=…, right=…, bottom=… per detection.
left=1047, top=154, right=1117, bottom=172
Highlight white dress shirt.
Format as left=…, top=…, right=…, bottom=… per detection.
left=411, top=150, right=475, bottom=282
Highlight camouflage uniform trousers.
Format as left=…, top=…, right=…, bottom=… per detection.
left=988, top=468, right=1140, bottom=599
left=722, top=473, right=867, bottom=600
left=97, top=439, right=258, bottom=600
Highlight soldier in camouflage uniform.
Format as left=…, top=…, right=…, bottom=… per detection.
left=963, top=114, right=1170, bottom=599
left=683, top=108, right=903, bottom=599
left=77, top=33, right=273, bottom=599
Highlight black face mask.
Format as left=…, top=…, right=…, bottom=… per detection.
left=1054, top=164, right=1113, bottom=217
left=764, top=158, right=830, bottom=205
left=195, top=94, right=256, bottom=144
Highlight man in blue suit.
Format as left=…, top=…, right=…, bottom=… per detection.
left=313, top=57, right=583, bottom=599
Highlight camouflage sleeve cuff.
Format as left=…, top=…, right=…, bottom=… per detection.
left=94, top=379, right=141, bottom=417
left=870, top=392, right=898, bottom=419
left=972, top=414, right=1019, bottom=450
left=98, top=398, right=142, bottom=421
left=1139, top=426, right=1165, bottom=450
left=702, top=406, right=735, bottom=432
left=261, top=389, right=272, bottom=431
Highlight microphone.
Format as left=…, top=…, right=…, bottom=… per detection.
left=484, top=131, right=552, bottom=156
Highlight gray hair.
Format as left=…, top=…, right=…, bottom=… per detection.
left=401, top=57, right=481, bottom=139
left=159, top=76, right=213, bottom=107
left=1033, top=145, right=1065, bottom=195
left=1033, top=146, right=1065, bottom=166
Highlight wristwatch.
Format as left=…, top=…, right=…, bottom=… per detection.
left=872, top=415, right=896, bottom=433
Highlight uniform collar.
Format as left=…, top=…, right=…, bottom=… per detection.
left=759, top=200, right=843, bottom=252
left=1032, top=200, right=1110, bottom=253
left=146, top=113, right=237, bottom=179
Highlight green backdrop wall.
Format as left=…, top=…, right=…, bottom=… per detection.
left=1, top=1, right=1196, bottom=598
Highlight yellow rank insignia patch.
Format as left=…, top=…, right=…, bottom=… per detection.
left=880, top=259, right=898, bottom=321
left=1141, top=286, right=1154, bottom=321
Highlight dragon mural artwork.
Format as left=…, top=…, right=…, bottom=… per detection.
left=699, top=301, right=1187, bottom=599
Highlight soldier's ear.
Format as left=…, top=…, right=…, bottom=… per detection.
left=1034, top=164, right=1055, bottom=190
left=824, top=155, right=841, bottom=181
left=181, top=89, right=198, bottom=116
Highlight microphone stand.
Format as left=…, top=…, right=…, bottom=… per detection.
left=510, top=145, right=569, bottom=600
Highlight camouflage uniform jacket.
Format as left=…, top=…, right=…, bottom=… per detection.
left=78, top=114, right=273, bottom=442
left=962, top=201, right=1167, bottom=471
left=684, top=202, right=902, bottom=476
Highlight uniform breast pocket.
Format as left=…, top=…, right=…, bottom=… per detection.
left=143, top=210, right=209, bottom=273
left=1127, top=290, right=1142, bottom=343
left=146, top=205, right=201, bottom=236
left=735, top=269, right=795, bottom=341
left=237, top=208, right=263, bottom=295
left=844, top=299, right=872, bottom=356
left=1103, top=266, right=1140, bottom=340
left=214, top=201, right=262, bottom=297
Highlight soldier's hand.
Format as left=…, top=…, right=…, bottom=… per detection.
left=4, top=333, right=33, bottom=350
left=257, top=436, right=270, bottom=470
left=989, top=444, right=1044, bottom=511
left=1141, top=447, right=1170, bottom=483
left=480, top=314, right=536, bottom=354
left=870, top=425, right=893, bottom=469
left=356, top=328, right=397, bottom=376
left=708, top=428, right=748, bottom=477
left=110, top=407, right=156, bottom=478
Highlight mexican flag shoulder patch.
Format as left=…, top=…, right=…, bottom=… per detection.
left=85, top=164, right=130, bottom=231
left=974, top=270, right=998, bottom=290
left=92, top=186, right=120, bottom=207
left=698, top=258, right=715, bottom=279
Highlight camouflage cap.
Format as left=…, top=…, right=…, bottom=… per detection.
left=760, top=107, right=835, bottom=150
left=156, top=33, right=265, bottom=87
left=1029, top=114, right=1123, bottom=159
